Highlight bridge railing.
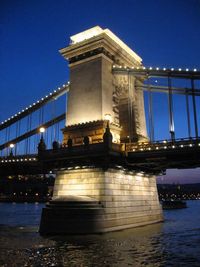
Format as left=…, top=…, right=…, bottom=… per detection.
left=125, top=137, right=200, bottom=152
left=0, top=154, right=37, bottom=164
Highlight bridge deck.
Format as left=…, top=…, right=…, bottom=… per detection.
left=0, top=138, right=200, bottom=175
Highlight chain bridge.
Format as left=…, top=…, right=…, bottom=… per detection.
left=1, top=26, right=200, bottom=234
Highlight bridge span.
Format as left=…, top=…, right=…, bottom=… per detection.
left=1, top=26, right=200, bottom=234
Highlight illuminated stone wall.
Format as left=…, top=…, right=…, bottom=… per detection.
left=66, top=55, right=114, bottom=126
left=60, top=26, right=148, bottom=143
left=53, top=168, right=163, bottom=231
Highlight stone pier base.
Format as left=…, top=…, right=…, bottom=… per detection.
left=39, top=168, right=163, bottom=234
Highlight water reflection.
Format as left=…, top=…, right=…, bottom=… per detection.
left=0, top=201, right=200, bottom=266
left=49, top=224, right=165, bottom=267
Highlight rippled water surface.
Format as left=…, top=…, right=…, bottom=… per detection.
left=0, top=201, right=200, bottom=267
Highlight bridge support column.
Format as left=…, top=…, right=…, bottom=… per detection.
left=39, top=168, right=163, bottom=234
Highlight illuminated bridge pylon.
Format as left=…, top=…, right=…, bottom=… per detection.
left=1, top=26, right=200, bottom=235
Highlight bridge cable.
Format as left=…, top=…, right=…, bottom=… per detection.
left=167, top=76, right=175, bottom=141
left=0, top=114, right=65, bottom=151
left=52, top=99, right=56, bottom=144
left=191, top=78, right=198, bottom=138
left=25, top=115, right=29, bottom=155
left=185, top=90, right=191, bottom=138
left=29, top=113, right=32, bottom=153
left=56, top=121, right=60, bottom=142
left=147, top=76, right=154, bottom=142
left=7, top=127, right=10, bottom=156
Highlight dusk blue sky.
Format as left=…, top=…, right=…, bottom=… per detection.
left=1, top=0, right=200, bottom=183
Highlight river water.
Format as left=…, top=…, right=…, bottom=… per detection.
left=0, top=201, right=200, bottom=267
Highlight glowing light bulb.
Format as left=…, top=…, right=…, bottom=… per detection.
left=104, top=114, right=112, bottom=122
left=39, top=127, right=45, bottom=133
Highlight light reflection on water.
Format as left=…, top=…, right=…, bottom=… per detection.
left=0, top=201, right=200, bottom=266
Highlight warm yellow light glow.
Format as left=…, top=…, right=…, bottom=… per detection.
left=70, top=26, right=103, bottom=44
left=104, top=114, right=112, bottom=122
left=39, top=127, right=45, bottom=133
left=70, top=26, right=142, bottom=63
left=9, top=143, right=14, bottom=148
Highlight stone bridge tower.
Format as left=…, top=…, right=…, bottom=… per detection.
left=60, top=26, right=148, bottom=144
left=39, top=27, right=163, bottom=235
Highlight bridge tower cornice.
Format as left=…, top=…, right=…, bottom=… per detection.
left=59, top=26, right=142, bottom=68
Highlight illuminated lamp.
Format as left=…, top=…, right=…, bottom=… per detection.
left=39, top=127, right=45, bottom=133
left=9, top=143, right=14, bottom=148
left=104, top=114, right=112, bottom=122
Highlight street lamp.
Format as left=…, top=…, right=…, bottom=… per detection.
left=38, top=127, right=46, bottom=152
left=39, top=127, right=45, bottom=139
left=104, top=114, right=112, bottom=122
left=9, top=143, right=14, bottom=156
left=39, top=127, right=45, bottom=134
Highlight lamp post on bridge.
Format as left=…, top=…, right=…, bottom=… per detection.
left=9, top=143, right=14, bottom=157
left=38, top=127, right=46, bottom=152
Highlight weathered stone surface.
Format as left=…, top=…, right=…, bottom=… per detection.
left=40, top=168, right=163, bottom=234
left=60, top=26, right=148, bottom=143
